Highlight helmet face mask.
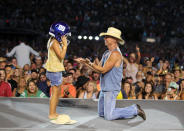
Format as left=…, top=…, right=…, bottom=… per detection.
left=49, top=22, right=71, bottom=43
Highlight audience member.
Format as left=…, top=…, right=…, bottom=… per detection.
left=0, top=69, right=12, bottom=97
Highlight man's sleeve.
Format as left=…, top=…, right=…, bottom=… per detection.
left=6, top=47, right=16, bottom=57
left=29, top=46, right=39, bottom=56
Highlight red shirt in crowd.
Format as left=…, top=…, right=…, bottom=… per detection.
left=0, top=81, right=12, bottom=97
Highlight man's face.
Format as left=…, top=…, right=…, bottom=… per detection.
left=31, top=72, right=38, bottom=79
left=104, top=36, right=117, bottom=46
left=92, top=73, right=99, bottom=81
left=35, top=59, right=42, bottom=65
left=40, top=75, right=46, bottom=82
left=0, top=70, right=5, bottom=81
left=67, top=75, right=73, bottom=84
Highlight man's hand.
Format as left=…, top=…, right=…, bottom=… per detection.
left=74, top=58, right=86, bottom=63
left=74, top=58, right=91, bottom=65
left=85, top=58, right=92, bottom=65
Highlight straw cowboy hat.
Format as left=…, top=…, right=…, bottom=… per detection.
left=50, top=114, right=77, bottom=125
left=99, top=27, right=125, bottom=45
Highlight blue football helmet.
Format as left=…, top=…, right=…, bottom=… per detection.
left=49, top=22, right=71, bottom=42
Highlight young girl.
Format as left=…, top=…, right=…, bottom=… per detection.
left=45, top=22, right=70, bottom=120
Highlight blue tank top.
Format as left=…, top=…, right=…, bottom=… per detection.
left=100, top=47, right=123, bottom=92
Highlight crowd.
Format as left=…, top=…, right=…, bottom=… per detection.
left=1, top=0, right=184, bottom=41
left=0, top=39, right=184, bottom=100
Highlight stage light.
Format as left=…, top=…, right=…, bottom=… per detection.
left=95, top=36, right=99, bottom=40
left=83, top=36, right=87, bottom=40
left=146, top=38, right=156, bottom=43
left=78, top=35, right=82, bottom=39
left=89, top=36, right=93, bottom=40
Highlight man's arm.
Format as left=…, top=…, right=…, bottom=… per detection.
left=29, top=47, right=39, bottom=56
left=6, top=47, right=16, bottom=57
left=86, top=51, right=121, bottom=74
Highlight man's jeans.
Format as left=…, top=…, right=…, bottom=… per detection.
left=98, top=91, right=138, bottom=120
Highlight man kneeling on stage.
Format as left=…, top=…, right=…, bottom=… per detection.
left=75, top=27, right=146, bottom=120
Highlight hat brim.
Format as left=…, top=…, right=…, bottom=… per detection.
left=99, top=32, right=125, bottom=45
left=50, top=119, right=77, bottom=125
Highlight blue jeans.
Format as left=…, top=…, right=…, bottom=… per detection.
left=98, top=91, right=138, bottom=120
left=46, top=71, right=63, bottom=87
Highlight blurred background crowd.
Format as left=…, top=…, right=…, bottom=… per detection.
left=0, top=0, right=184, bottom=100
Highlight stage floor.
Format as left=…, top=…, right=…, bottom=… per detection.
left=0, top=98, right=184, bottom=131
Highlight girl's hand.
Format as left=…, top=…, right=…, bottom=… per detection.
left=61, top=35, right=67, bottom=48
